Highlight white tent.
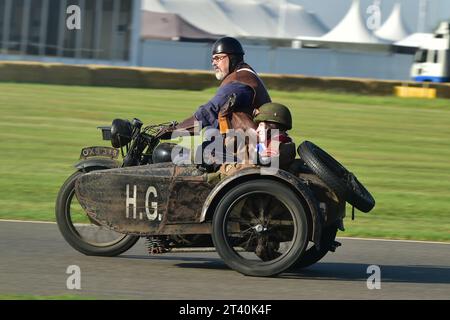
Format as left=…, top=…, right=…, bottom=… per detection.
left=153, top=0, right=247, bottom=37
left=321, top=0, right=383, bottom=44
left=142, top=0, right=167, bottom=13
left=375, top=3, right=410, bottom=42
left=282, top=2, right=329, bottom=37
left=261, top=0, right=328, bottom=38
left=214, top=0, right=277, bottom=38
left=142, top=0, right=328, bottom=39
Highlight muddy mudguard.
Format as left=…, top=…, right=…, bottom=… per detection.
left=74, top=158, right=120, bottom=171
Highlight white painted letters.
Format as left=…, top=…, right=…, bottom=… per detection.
left=126, top=185, right=160, bottom=221
left=126, top=184, right=137, bottom=219
left=145, top=186, right=159, bottom=221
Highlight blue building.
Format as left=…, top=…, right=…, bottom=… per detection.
left=0, top=0, right=141, bottom=65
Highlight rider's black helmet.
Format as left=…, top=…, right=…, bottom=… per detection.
left=212, top=37, right=245, bottom=73
left=212, top=37, right=245, bottom=56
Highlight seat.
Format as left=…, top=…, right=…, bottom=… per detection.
left=279, top=142, right=296, bottom=170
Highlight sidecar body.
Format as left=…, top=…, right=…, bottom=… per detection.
left=75, top=162, right=344, bottom=245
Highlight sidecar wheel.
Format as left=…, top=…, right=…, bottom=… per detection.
left=212, top=180, right=309, bottom=277
left=55, top=169, right=139, bottom=256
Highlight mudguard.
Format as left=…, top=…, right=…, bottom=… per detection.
left=200, top=168, right=323, bottom=246
left=74, top=158, right=120, bottom=171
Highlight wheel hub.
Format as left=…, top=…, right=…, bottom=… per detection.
left=253, top=224, right=267, bottom=233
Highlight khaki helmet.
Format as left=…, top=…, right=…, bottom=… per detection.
left=254, top=102, right=292, bottom=130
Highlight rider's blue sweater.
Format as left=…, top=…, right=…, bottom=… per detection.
left=194, top=82, right=254, bottom=129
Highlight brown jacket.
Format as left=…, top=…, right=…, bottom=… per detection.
left=221, top=63, right=271, bottom=112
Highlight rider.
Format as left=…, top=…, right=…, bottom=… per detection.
left=160, top=36, right=271, bottom=135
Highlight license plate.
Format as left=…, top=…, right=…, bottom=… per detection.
left=80, top=146, right=119, bottom=159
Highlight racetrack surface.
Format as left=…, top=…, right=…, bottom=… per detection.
left=0, top=221, right=449, bottom=300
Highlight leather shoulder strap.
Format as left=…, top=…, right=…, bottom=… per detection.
left=236, top=68, right=258, bottom=77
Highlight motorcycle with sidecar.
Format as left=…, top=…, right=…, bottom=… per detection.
left=56, top=118, right=375, bottom=277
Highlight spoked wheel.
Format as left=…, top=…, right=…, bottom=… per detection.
left=56, top=169, right=139, bottom=256
left=212, top=180, right=309, bottom=277
left=298, top=141, right=375, bottom=213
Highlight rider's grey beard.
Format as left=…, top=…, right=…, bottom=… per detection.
left=215, top=70, right=226, bottom=81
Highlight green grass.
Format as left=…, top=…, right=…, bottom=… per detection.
left=0, top=83, right=449, bottom=241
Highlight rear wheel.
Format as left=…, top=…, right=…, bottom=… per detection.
left=212, top=180, right=309, bottom=277
left=55, top=168, right=139, bottom=256
left=293, top=223, right=338, bottom=269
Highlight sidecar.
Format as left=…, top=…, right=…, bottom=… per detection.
left=68, top=141, right=375, bottom=277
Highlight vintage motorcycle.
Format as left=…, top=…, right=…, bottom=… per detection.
left=55, top=118, right=375, bottom=277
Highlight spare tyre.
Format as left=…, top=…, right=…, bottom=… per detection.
left=298, top=141, right=375, bottom=213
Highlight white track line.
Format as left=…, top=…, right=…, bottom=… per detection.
left=0, top=219, right=56, bottom=224
left=337, top=236, right=450, bottom=245
left=1, top=219, right=448, bottom=245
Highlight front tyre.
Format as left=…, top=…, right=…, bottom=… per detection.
left=212, top=180, right=309, bottom=277
left=55, top=169, right=139, bottom=256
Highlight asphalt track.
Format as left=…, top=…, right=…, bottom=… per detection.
left=0, top=220, right=449, bottom=300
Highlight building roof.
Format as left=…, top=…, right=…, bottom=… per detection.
left=141, top=11, right=218, bottom=40
left=394, top=33, right=436, bottom=48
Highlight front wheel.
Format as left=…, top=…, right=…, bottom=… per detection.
left=55, top=168, right=139, bottom=256
left=212, top=180, right=309, bottom=277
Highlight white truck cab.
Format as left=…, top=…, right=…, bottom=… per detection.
left=411, top=22, right=450, bottom=83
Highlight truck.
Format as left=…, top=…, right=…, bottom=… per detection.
left=411, top=22, right=450, bottom=83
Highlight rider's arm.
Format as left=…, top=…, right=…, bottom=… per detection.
left=194, top=82, right=254, bottom=129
